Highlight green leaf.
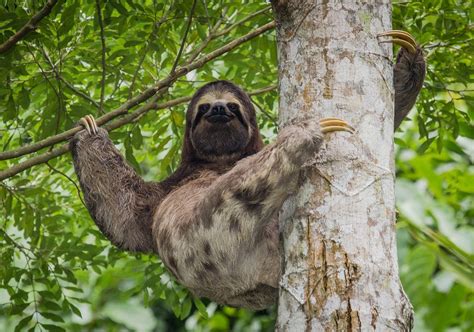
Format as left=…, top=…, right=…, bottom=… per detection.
left=40, top=312, right=65, bottom=322
left=14, top=314, right=33, bottom=332
left=41, top=324, right=66, bottom=332
left=193, top=297, right=208, bottom=319
left=416, top=137, right=435, bottom=154
left=180, top=297, right=192, bottom=319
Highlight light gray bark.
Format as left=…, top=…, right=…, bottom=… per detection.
left=273, top=1, right=413, bottom=331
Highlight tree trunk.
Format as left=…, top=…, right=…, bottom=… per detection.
left=273, top=1, right=414, bottom=331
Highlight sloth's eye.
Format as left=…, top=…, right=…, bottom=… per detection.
left=227, top=103, right=239, bottom=112
left=193, top=103, right=211, bottom=129
left=198, top=103, right=210, bottom=112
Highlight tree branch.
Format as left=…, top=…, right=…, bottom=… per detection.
left=185, top=6, right=230, bottom=64
left=214, top=6, right=272, bottom=38
left=0, top=85, right=276, bottom=181
left=58, top=75, right=100, bottom=108
left=170, top=0, right=198, bottom=74
left=128, top=3, right=173, bottom=99
left=95, top=0, right=106, bottom=114
left=0, top=0, right=59, bottom=54
left=0, top=21, right=275, bottom=163
left=46, top=162, right=86, bottom=208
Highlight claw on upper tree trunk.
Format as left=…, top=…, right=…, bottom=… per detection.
left=377, top=30, right=417, bottom=54
left=320, top=117, right=355, bottom=134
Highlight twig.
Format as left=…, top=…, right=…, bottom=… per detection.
left=186, top=7, right=230, bottom=64
left=170, top=0, right=198, bottom=74
left=46, top=162, right=86, bottom=208
left=26, top=44, right=60, bottom=103
left=214, top=6, right=272, bottom=38
left=39, top=46, right=66, bottom=136
left=200, top=0, right=212, bottom=30
left=0, top=0, right=59, bottom=54
left=95, top=0, right=106, bottom=114
left=128, top=3, right=173, bottom=99
left=58, top=76, right=100, bottom=108
left=250, top=85, right=278, bottom=124
left=0, top=83, right=276, bottom=181
left=0, top=21, right=275, bottom=163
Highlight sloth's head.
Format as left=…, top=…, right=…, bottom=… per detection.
left=182, top=80, right=263, bottom=163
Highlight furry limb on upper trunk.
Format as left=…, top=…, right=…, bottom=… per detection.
left=394, top=47, right=426, bottom=129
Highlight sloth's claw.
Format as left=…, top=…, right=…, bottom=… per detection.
left=79, top=117, right=91, bottom=134
left=79, top=114, right=98, bottom=135
left=320, top=117, right=354, bottom=134
left=377, top=30, right=417, bottom=54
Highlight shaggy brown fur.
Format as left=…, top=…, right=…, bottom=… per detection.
left=394, top=46, right=426, bottom=129
left=71, top=50, right=425, bottom=310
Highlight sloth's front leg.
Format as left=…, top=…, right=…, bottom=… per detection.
left=71, top=115, right=163, bottom=253
left=378, top=30, right=426, bottom=129
left=198, top=117, right=354, bottom=238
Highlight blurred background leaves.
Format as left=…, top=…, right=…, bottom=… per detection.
left=0, top=0, right=472, bottom=331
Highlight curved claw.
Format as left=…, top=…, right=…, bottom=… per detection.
left=79, top=114, right=98, bottom=134
left=377, top=30, right=417, bottom=54
left=320, top=117, right=354, bottom=134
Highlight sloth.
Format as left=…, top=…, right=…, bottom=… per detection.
left=70, top=30, right=425, bottom=310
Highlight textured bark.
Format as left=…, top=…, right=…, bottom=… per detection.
left=273, top=1, right=413, bottom=331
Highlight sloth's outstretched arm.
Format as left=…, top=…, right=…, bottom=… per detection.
left=70, top=115, right=163, bottom=253
left=378, top=30, right=426, bottom=130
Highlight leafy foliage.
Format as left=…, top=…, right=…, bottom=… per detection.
left=0, top=0, right=472, bottom=331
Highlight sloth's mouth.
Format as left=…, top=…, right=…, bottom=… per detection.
left=205, top=113, right=234, bottom=123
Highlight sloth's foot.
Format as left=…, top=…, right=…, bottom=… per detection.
left=320, top=118, right=354, bottom=134
left=79, top=114, right=99, bottom=135
left=377, top=30, right=426, bottom=128
left=377, top=30, right=425, bottom=77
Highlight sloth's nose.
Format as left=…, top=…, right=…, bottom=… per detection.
left=210, top=102, right=227, bottom=115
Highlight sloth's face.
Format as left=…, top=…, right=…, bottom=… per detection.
left=191, top=92, right=251, bottom=159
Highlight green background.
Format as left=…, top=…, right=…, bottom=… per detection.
left=0, top=1, right=472, bottom=331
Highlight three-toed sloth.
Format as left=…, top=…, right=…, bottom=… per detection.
left=71, top=31, right=425, bottom=310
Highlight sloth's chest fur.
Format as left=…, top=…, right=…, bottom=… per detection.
left=152, top=170, right=280, bottom=309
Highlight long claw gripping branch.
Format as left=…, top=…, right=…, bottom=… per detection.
left=79, top=117, right=91, bottom=134
left=320, top=118, right=355, bottom=134
left=87, top=115, right=98, bottom=134
left=80, top=115, right=98, bottom=134
left=377, top=30, right=417, bottom=54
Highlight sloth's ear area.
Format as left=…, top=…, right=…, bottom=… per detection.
left=319, top=118, right=354, bottom=134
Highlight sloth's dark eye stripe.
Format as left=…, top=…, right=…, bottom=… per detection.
left=227, top=103, right=247, bottom=128
left=227, top=102, right=239, bottom=112
left=193, top=103, right=211, bottom=129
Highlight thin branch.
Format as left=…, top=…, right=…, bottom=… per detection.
left=95, top=0, right=106, bottom=114
left=128, top=3, right=173, bottom=99
left=0, top=84, right=276, bottom=181
left=200, top=0, right=212, bottom=30
left=26, top=44, right=60, bottom=101
left=46, top=162, right=86, bottom=208
left=36, top=42, right=99, bottom=108
left=170, top=0, right=198, bottom=74
left=252, top=97, right=277, bottom=125
left=58, top=75, right=100, bottom=108
left=0, top=21, right=275, bottom=163
left=214, top=6, right=272, bottom=38
left=184, top=6, right=272, bottom=65
left=39, top=46, right=66, bottom=136
left=186, top=6, right=230, bottom=64
left=0, top=0, right=59, bottom=54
